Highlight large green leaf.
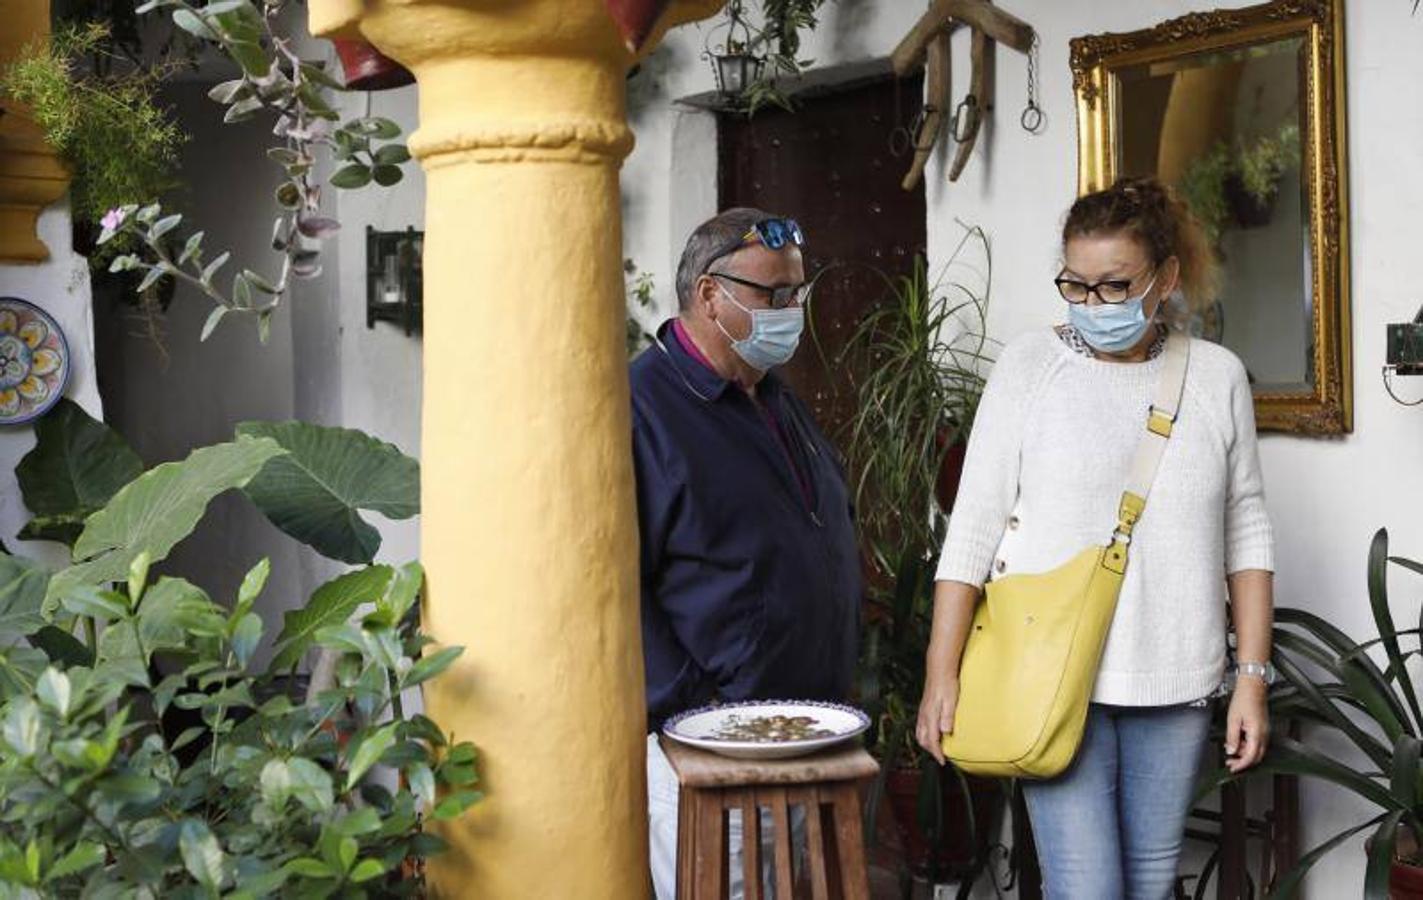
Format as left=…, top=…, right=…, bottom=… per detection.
left=1273, top=645, right=1392, bottom=770
left=1253, top=736, right=1401, bottom=811
left=1270, top=813, right=1386, bottom=899
left=1277, top=608, right=1414, bottom=736
left=1366, top=810, right=1407, bottom=900
left=45, top=437, right=285, bottom=609
left=1368, top=529, right=1423, bottom=733
left=0, top=554, right=48, bottom=638
left=16, top=399, right=143, bottom=546
left=270, top=565, right=393, bottom=671
left=236, top=421, right=419, bottom=564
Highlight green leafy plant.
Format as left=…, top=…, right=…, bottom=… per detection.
left=1239, top=123, right=1300, bottom=205
left=714, top=0, right=828, bottom=116
left=1205, top=528, right=1423, bottom=898
left=837, top=228, right=1002, bottom=886
left=0, top=401, right=476, bottom=895
left=1178, top=121, right=1302, bottom=245
left=624, top=258, right=656, bottom=358
left=95, top=0, right=413, bottom=342
left=0, top=553, right=477, bottom=896
left=0, top=22, right=184, bottom=226
left=840, top=229, right=995, bottom=566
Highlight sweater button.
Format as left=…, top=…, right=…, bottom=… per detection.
left=1008, top=516, right=1020, bottom=530
left=995, top=559, right=1007, bottom=574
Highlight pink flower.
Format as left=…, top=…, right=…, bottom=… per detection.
left=100, top=208, right=126, bottom=231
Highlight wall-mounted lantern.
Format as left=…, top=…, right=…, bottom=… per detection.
left=705, top=0, right=764, bottom=103
left=366, top=226, right=423, bottom=336
left=1384, top=304, right=1423, bottom=407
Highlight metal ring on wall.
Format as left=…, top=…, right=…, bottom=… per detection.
left=950, top=95, right=978, bottom=143
left=1020, top=103, right=1045, bottom=135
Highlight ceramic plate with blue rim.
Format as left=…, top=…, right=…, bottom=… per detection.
left=662, top=700, right=871, bottom=760
left=0, top=297, right=70, bottom=426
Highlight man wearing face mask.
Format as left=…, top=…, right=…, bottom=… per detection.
left=631, top=207, right=862, bottom=898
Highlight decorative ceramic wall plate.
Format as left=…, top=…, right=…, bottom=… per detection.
left=663, top=700, right=871, bottom=760
left=0, top=297, right=70, bottom=426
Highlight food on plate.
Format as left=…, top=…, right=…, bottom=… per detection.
left=709, top=713, right=836, bottom=743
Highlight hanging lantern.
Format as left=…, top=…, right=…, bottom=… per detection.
left=705, top=0, right=765, bottom=103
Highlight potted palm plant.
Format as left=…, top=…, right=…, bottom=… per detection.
left=1207, top=528, right=1423, bottom=898
left=838, top=229, right=1004, bottom=886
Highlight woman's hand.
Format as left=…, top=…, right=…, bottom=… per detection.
left=1224, top=678, right=1270, bottom=773
left=915, top=670, right=960, bottom=765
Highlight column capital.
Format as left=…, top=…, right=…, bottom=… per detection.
left=308, top=0, right=723, bottom=167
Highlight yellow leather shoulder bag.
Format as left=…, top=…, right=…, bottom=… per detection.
left=942, top=332, right=1190, bottom=779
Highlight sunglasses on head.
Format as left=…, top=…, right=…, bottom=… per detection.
left=705, top=217, right=807, bottom=270
left=744, top=217, right=805, bottom=250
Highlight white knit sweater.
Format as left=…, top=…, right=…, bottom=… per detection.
left=935, top=328, right=1275, bottom=706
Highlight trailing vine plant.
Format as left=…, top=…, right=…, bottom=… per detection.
left=99, top=0, right=413, bottom=343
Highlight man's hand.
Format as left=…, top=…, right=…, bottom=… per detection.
left=915, top=673, right=960, bottom=765
left=1224, top=678, right=1270, bottom=773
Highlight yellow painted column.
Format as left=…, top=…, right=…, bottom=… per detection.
left=307, top=2, right=721, bottom=896
left=0, top=0, right=71, bottom=262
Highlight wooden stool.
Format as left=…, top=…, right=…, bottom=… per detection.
left=660, top=736, right=879, bottom=900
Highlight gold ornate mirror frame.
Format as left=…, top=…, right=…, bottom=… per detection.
left=1070, top=0, right=1351, bottom=435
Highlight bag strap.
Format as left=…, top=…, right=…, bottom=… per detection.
left=1103, top=330, right=1190, bottom=572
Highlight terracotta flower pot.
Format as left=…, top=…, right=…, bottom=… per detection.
left=884, top=767, right=998, bottom=878
left=331, top=39, right=415, bottom=92
left=602, top=0, right=673, bottom=52
left=1366, top=829, right=1423, bottom=899
left=1392, top=860, right=1423, bottom=900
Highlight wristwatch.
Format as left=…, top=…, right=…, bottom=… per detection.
left=1235, top=661, right=1277, bottom=685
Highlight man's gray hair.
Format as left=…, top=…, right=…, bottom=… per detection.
left=674, top=207, right=776, bottom=311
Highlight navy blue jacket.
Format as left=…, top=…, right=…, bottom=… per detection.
left=631, top=321, right=862, bottom=731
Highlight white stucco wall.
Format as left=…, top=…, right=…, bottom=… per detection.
left=0, top=202, right=102, bottom=572
left=617, top=3, right=1422, bottom=896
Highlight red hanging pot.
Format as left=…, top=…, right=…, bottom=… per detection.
left=603, top=0, right=674, bottom=52
left=331, top=38, right=415, bottom=91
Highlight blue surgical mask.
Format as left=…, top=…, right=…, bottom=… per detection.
left=1067, top=273, right=1158, bottom=353
left=715, top=284, right=804, bottom=370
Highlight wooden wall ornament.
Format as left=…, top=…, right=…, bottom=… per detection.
left=891, top=0, right=1036, bottom=190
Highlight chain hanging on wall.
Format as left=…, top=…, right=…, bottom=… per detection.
left=1021, top=32, right=1045, bottom=135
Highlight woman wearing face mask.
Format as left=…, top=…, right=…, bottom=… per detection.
left=914, top=177, right=1275, bottom=899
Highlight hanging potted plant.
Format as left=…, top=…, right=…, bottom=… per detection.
left=1, top=23, right=184, bottom=299
left=1224, top=121, right=1301, bottom=228
left=1178, top=121, right=1302, bottom=245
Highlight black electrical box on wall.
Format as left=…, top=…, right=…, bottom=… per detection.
left=1388, top=316, right=1423, bottom=376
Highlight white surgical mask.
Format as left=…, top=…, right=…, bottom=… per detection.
left=1067, top=273, right=1158, bottom=353
left=715, top=283, right=804, bottom=370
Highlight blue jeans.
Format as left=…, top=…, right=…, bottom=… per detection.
left=1022, top=703, right=1211, bottom=900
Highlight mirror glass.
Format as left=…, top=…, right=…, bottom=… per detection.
left=1113, top=37, right=1311, bottom=393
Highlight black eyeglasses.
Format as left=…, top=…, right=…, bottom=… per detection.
left=1054, top=267, right=1156, bottom=305
left=709, top=271, right=810, bottom=310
